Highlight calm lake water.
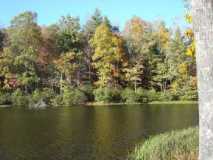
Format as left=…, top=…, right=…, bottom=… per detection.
left=0, top=104, right=198, bottom=160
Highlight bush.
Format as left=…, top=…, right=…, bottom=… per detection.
left=167, top=90, right=180, bottom=101
left=146, top=89, right=159, bottom=102
left=179, top=89, right=198, bottom=101
left=121, top=88, right=140, bottom=103
left=129, top=127, right=198, bottom=160
left=136, top=88, right=149, bottom=103
left=79, top=84, right=94, bottom=101
left=157, top=91, right=174, bottom=101
left=121, top=88, right=151, bottom=103
left=93, top=87, right=121, bottom=103
left=62, top=86, right=87, bottom=106
left=50, top=94, right=64, bottom=106
left=32, top=88, right=55, bottom=105
left=0, top=92, right=11, bottom=105
left=11, top=89, right=29, bottom=106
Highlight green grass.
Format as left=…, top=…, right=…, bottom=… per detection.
left=148, top=101, right=198, bottom=105
left=85, top=102, right=142, bottom=106
left=129, top=127, right=198, bottom=160
left=86, top=101, right=198, bottom=106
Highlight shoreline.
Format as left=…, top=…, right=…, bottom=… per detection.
left=0, top=101, right=198, bottom=108
left=0, top=104, right=12, bottom=108
left=85, top=101, right=198, bottom=106
left=148, top=101, right=198, bottom=105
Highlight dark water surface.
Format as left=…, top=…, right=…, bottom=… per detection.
left=0, top=104, right=198, bottom=160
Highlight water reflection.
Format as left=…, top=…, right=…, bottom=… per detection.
left=0, top=104, right=198, bottom=160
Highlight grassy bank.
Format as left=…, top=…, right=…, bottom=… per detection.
left=0, top=101, right=198, bottom=108
left=85, top=102, right=142, bottom=106
left=129, top=127, right=198, bottom=160
left=86, top=101, right=198, bottom=106
left=148, top=101, right=198, bottom=105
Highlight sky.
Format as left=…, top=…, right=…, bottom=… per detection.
left=0, top=0, right=187, bottom=29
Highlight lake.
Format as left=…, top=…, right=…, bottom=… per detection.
left=0, top=104, right=198, bottom=160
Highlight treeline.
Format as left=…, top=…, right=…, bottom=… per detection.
left=0, top=10, right=197, bottom=106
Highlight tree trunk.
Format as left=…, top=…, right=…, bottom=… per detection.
left=60, top=73, right=63, bottom=94
left=192, top=0, right=213, bottom=159
left=134, top=80, right=137, bottom=93
left=88, top=63, right=91, bottom=82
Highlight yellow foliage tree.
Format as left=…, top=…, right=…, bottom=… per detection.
left=90, top=23, right=126, bottom=87
left=185, top=14, right=196, bottom=58
left=54, top=52, right=81, bottom=89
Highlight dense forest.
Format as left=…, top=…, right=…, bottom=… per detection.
left=0, top=10, right=197, bottom=106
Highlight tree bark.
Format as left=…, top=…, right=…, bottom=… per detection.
left=134, top=80, right=137, bottom=93
left=192, top=0, right=213, bottom=159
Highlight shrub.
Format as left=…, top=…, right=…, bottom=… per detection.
left=79, top=84, right=94, bottom=101
left=168, top=90, right=180, bottom=101
left=50, top=94, right=64, bottom=106
left=121, top=88, right=152, bottom=103
left=136, top=88, right=149, bottom=103
left=121, top=88, right=140, bottom=103
left=11, top=89, right=29, bottom=106
left=93, top=87, right=121, bottom=103
left=146, top=89, right=159, bottom=102
left=129, top=127, right=198, bottom=160
left=157, top=91, right=174, bottom=101
left=179, top=89, right=198, bottom=101
left=32, top=88, right=55, bottom=105
left=0, top=92, right=11, bottom=105
left=62, top=86, right=87, bottom=106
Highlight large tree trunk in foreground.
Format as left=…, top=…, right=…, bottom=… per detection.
left=192, top=0, right=213, bottom=159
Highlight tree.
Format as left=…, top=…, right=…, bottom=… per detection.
left=0, top=29, right=5, bottom=52
left=90, top=23, right=126, bottom=88
left=151, top=22, right=171, bottom=92
left=56, top=15, right=82, bottom=53
left=124, top=17, right=154, bottom=89
left=41, top=25, right=60, bottom=59
left=191, top=0, right=213, bottom=159
left=168, top=28, right=186, bottom=80
left=0, top=9, right=200, bottom=105
left=124, top=16, right=149, bottom=58
left=166, top=27, right=193, bottom=96
left=0, top=48, right=15, bottom=90
left=3, top=11, right=42, bottom=93
left=54, top=52, right=82, bottom=91
left=8, top=12, right=42, bottom=55
left=83, top=9, right=103, bottom=40
left=123, top=61, right=143, bottom=92
left=82, top=9, right=104, bottom=83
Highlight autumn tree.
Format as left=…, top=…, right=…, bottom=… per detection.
left=123, top=61, right=143, bottom=92
left=90, top=23, right=126, bottom=88
left=82, top=9, right=104, bottom=83
left=41, top=25, right=60, bottom=59
left=54, top=52, right=82, bottom=92
left=123, top=17, right=155, bottom=88
left=168, top=28, right=188, bottom=95
left=38, top=25, right=61, bottom=88
left=0, top=9, right=200, bottom=104
left=124, top=16, right=150, bottom=58
left=169, top=7, right=197, bottom=100
left=2, top=11, right=42, bottom=93
left=151, top=22, right=171, bottom=92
